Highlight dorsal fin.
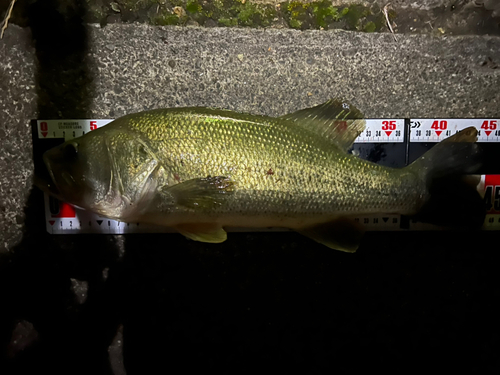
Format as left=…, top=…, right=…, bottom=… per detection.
left=280, top=99, right=366, bottom=151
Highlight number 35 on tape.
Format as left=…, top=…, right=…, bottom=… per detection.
left=355, top=119, right=404, bottom=143
left=410, top=119, right=500, bottom=142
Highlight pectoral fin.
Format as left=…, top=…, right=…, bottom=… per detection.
left=161, top=176, right=235, bottom=210
left=175, top=223, right=227, bottom=243
left=296, top=218, right=364, bottom=253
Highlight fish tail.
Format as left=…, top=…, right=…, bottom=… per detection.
left=408, top=127, right=485, bottom=228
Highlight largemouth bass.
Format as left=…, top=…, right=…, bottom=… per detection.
left=35, top=100, right=484, bottom=252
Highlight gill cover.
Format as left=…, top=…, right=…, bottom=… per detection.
left=41, top=132, right=112, bottom=211
left=41, top=126, right=163, bottom=219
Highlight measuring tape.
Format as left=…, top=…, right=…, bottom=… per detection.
left=33, top=118, right=500, bottom=234
left=410, top=119, right=500, bottom=142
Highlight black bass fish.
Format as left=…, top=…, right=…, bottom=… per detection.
left=35, top=100, right=484, bottom=252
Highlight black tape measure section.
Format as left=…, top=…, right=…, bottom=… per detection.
left=31, top=120, right=65, bottom=179
left=350, top=142, right=407, bottom=168
left=408, top=142, right=500, bottom=174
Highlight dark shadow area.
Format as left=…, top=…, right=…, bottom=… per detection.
left=108, top=231, right=500, bottom=374
left=0, top=1, right=120, bottom=374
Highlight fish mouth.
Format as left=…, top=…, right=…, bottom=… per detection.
left=34, top=155, right=63, bottom=199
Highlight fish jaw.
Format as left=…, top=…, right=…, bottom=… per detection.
left=33, top=170, right=66, bottom=202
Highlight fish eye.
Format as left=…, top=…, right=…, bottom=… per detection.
left=63, top=142, right=78, bottom=159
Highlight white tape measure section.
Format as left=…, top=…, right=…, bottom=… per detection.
left=38, top=119, right=113, bottom=140
left=44, top=194, right=176, bottom=234
left=38, top=119, right=405, bottom=144
left=355, top=119, right=404, bottom=143
left=410, top=119, right=500, bottom=142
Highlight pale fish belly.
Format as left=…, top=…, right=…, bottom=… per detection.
left=136, top=162, right=423, bottom=229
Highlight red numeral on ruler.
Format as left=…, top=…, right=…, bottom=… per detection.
left=381, top=121, right=396, bottom=130
left=90, top=121, right=97, bottom=130
left=484, top=175, right=500, bottom=213
left=40, top=122, right=48, bottom=138
left=481, top=120, right=497, bottom=137
left=431, top=120, right=447, bottom=137
left=381, top=120, right=396, bottom=136
left=431, top=120, right=448, bottom=130
left=481, top=120, right=497, bottom=130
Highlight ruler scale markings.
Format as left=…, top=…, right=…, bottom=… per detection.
left=410, top=119, right=500, bottom=142
left=36, top=118, right=499, bottom=233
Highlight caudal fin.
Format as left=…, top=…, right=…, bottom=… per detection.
left=409, top=127, right=485, bottom=228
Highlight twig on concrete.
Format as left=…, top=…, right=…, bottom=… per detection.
left=1, top=0, right=17, bottom=39
left=383, top=3, right=397, bottom=42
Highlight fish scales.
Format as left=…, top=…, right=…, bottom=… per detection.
left=111, top=108, right=420, bottom=221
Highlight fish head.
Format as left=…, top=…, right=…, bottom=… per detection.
left=36, top=127, right=162, bottom=220
left=36, top=130, right=114, bottom=214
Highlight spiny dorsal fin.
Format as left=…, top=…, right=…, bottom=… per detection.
left=280, top=99, right=366, bottom=151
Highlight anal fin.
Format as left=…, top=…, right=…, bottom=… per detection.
left=296, top=218, right=364, bottom=253
left=175, top=223, right=227, bottom=243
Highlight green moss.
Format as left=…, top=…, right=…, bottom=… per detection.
left=287, top=2, right=303, bottom=12
left=363, top=21, right=376, bottom=32
left=85, top=0, right=109, bottom=22
left=284, top=2, right=309, bottom=29
left=151, top=13, right=180, bottom=25
left=119, top=0, right=157, bottom=12
left=236, top=2, right=257, bottom=26
left=342, top=4, right=371, bottom=30
left=143, top=0, right=269, bottom=28
left=218, top=17, right=238, bottom=26
left=311, top=1, right=339, bottom=28
left=371, top=13, right=387, bottom=32
left=290, top=18, right=302, bottom=29
left=212, top=0, right=225, bottom=11
left=232, top=1, right=276, bottom=27
left=143, top=0, right=387, bottom=32
left=169, top=0, right=185, bottom=7
left=283, top=1, right=377, bottom=30
left=186, top=0, right=201, bottom=13
left=262, top=6, right=277, bottom=26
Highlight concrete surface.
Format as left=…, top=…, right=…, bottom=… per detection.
left=86, top=24, right=500, bottom=119
left=0, top=26, right=37, bottom=253
left=1, top=22, right=500, bottom=374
